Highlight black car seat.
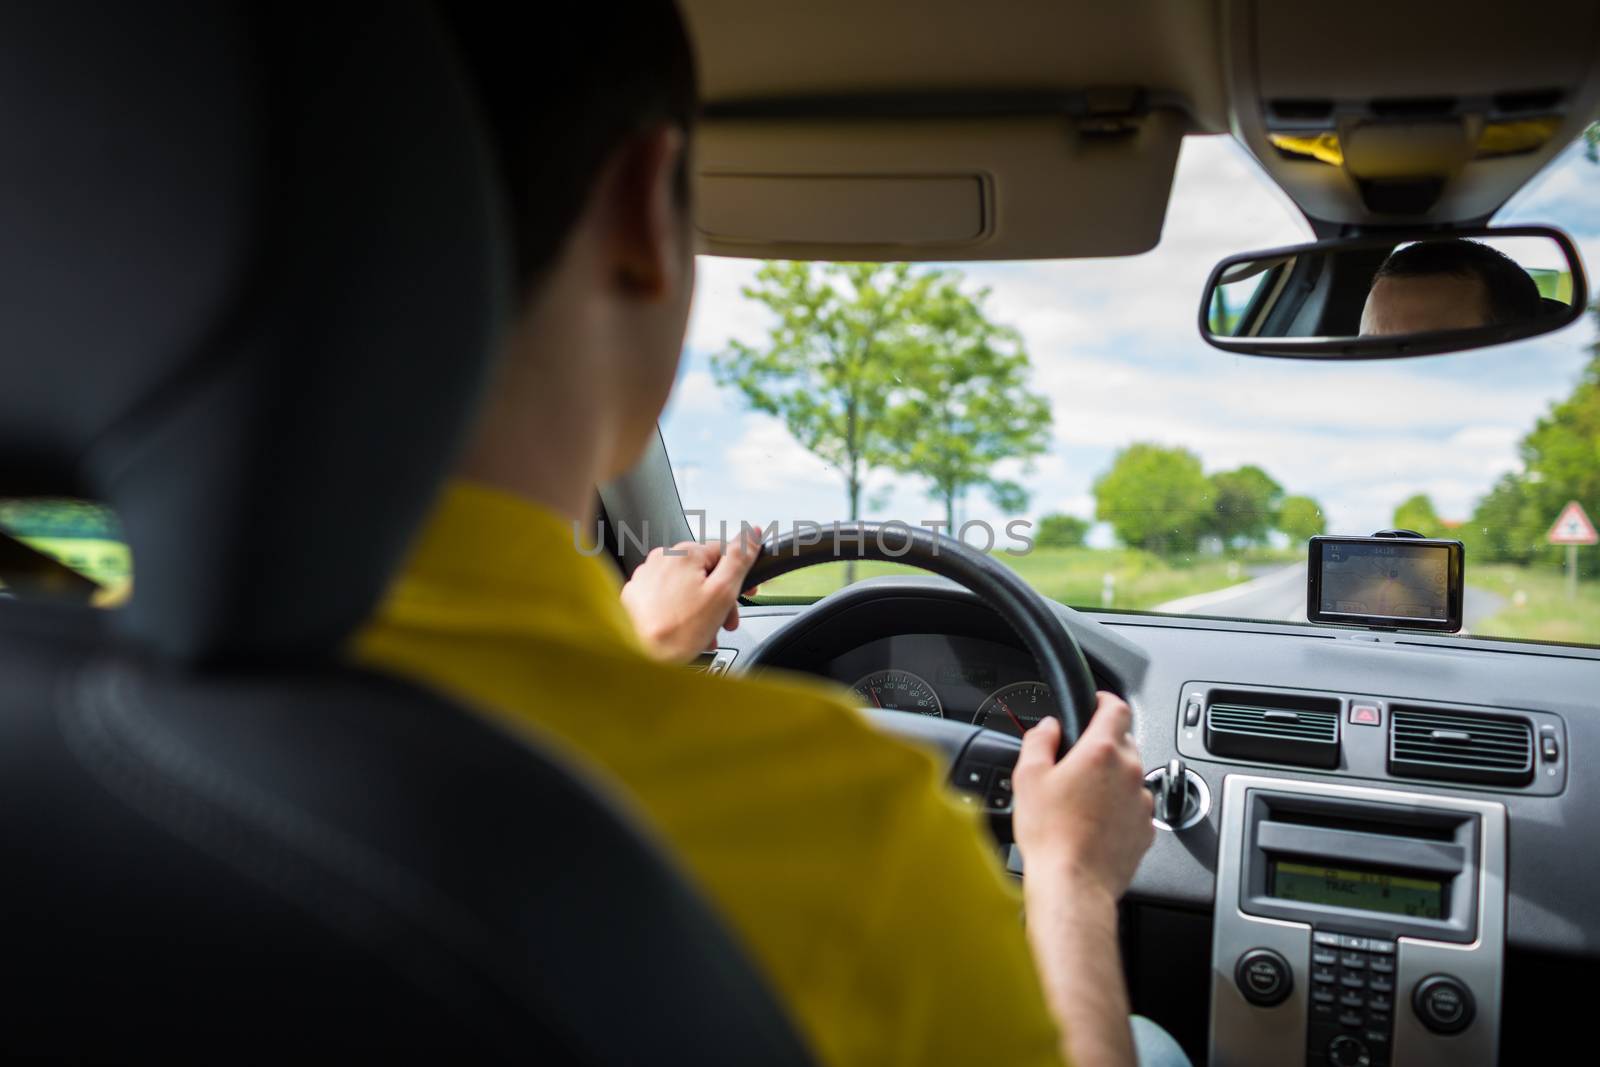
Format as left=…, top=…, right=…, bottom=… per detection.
left=0, top=4, right=812, bottom=1063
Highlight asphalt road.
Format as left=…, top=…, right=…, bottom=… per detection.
left=1154, top=563, right=1506, bottom=631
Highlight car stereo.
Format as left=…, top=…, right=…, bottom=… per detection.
left=1306, top=535, right=1464, bottom=633
left=1211, top=775, right=1505, bottom=1067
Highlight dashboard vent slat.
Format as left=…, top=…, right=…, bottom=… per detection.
left=1205, top=696, right=1341, bottom=769
left=1388, top=706, right=1534, bottom=786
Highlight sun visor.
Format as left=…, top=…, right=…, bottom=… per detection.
left=693, top=112, right=1186, bottom=261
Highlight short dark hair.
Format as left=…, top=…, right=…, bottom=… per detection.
left=1371, top=239, right=1542, bottom=325
left=441, top=4, right=698, bottom=293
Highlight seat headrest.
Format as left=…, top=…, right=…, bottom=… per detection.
left=0, top=3, right=506, bottom=662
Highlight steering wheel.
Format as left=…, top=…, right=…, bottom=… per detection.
left=742, top=523, right=1098, bottom=757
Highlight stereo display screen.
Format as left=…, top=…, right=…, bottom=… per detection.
left=1269, top=859, right=1445, bottom=919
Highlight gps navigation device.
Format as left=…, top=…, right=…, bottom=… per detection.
left=1306, top=535, right=1464, bottom=632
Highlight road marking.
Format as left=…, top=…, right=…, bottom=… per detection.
left=1153, top=562, right=1305, bottom=616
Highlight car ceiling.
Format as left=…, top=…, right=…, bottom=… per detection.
left=681, top=0, right=1600, bottom=261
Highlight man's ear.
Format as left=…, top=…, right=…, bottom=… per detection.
left=604, top=124, right=688, bottom=300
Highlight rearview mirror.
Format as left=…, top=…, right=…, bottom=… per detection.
left=1199, top=225, right=1587, bottom=359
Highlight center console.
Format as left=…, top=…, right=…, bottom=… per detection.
left=1210, top=774, right=1505, bottom=1066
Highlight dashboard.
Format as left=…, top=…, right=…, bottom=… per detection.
left=714, top=577, right=1600, bottom=1063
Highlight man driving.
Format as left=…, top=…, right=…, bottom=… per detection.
left=1359, top=237, right=1543, bottom=336
left=356, top=5, right=1183, bottom=1065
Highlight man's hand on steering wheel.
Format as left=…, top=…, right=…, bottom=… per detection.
left=1012, top=693, right=1155, bottom=907
left=620, top=526, right=763, bottom=663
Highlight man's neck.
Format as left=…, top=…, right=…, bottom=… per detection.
left=453, top=302, right=611, bottom=529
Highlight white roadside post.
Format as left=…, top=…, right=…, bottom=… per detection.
left=1546, top=500, right=1599, bottom=600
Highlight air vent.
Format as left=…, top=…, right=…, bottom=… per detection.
left=687, top=651, right=716, bottom=673
left=1205, top=691, right=1341, bottom=769
left=1389, top=706, right=1534, bottom=787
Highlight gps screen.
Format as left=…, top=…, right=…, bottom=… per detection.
left=1317, top=540, right=1453, bottom=622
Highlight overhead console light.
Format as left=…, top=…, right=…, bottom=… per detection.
left=1267, top=115, right=1563, bottom=167
left=1221, top=0, right=1600, bottom=224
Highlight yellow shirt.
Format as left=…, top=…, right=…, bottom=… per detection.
left=354, top=482, right=1064, bottom=1067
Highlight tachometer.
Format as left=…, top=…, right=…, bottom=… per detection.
left=974, top=682, right=1052, bottom=737
left=850, top=670, right=943, bottom=717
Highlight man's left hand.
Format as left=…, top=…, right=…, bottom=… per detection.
left=620, top=525, right=762, bottom=663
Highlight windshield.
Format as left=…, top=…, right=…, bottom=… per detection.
left=661, top=134, right=1600, bottom=647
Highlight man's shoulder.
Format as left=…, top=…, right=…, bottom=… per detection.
left=613, top=653, right=960, bottom=819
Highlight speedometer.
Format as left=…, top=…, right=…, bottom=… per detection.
left=974, top=682, right=1052, bottom=737
left=850, top=670, right=943, bottom=717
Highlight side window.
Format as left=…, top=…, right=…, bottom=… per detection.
left=0, top=499, right=131, bottom=607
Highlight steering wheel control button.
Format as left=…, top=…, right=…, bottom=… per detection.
left=1413, top=974, right=1475, bottom=1034
left=1235, top=948, right=1292, bottom=1007
left=1349, top=703, right=1382, bottom=726
left=1327, top=1034, right=1371, bottom=1067
left=985, top=772, right=1013, bottom=811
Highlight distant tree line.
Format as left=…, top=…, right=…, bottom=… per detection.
left=1043, top=443, right=1325, bottom=557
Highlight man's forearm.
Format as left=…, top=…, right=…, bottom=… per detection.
left=1023, top=871, right=1137, bottom=1067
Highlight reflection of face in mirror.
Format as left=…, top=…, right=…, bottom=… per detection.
left=1359, top=239, right=1543, bottom=337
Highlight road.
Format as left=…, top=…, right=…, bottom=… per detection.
left=1154, top=563, right=1506, bottom=631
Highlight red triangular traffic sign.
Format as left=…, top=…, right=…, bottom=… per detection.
left=1547, top=500, right=1599, bottom=545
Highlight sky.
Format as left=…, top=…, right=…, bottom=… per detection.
left=660, top=135, right=1600, bottom=548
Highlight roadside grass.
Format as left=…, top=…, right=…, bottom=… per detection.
left=751, top=546, right=1250, bottom=611
left=1469, top=562, right=1600, bottom=646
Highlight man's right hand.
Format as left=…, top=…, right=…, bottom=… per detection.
left=1011, top=692, right=1155, bottom=905
left=1010, top=694, right=1155, bottom=1067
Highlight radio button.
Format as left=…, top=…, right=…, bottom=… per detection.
left=1235, top=949, right=1293, bottom=1007
left=1414, top=975, right=1474, bottom=1034
left=1328, top=1034, right=1371, bottom=1066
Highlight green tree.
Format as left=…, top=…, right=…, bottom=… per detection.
left=887, top=276, right=1052, bottom=529
left=1278, top=495, right=1326, bottom=543
left=1208, top=465, right=1285, bottom=547
left=1463, top=300, right=1600, bottom=572
left=1464, top=473, right=1542, bottom=563
left=1393, top=493, right=1444, bottom=538
left=1093, top=443, right=1211, bottom=555
left=1035, top=513, right=1090, bottom=549
left=713, top=262, right=938, bottom=522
